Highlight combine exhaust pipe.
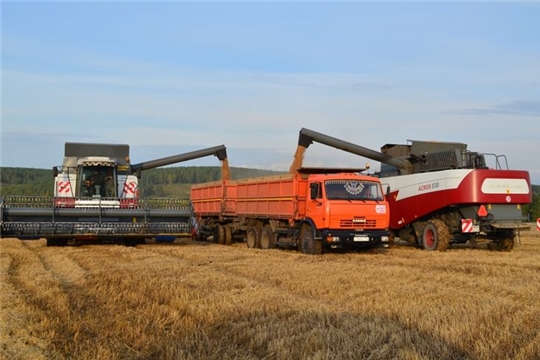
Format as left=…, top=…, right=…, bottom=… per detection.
left=295, top=128, right=413, bottom=175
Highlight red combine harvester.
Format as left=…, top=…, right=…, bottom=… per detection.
left=297, top=128, right=532, bottom=251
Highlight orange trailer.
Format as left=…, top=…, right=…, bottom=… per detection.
left=191, top=169, right=390, bottom=254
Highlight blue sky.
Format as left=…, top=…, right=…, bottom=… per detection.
left=2, top=2, right=540, bottom=184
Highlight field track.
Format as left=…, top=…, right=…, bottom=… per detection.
left=1, top=227, right=539, bottom=359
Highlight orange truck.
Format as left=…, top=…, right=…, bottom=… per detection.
left=191, top=168, right=391, bottom=254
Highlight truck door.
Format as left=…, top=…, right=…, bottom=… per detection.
left=306, top=182, right=325, bottom=226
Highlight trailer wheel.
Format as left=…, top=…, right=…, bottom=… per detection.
left=260, top=225, right=276, bottom=250
left=224, top=226, right=233, bottom=246
left=246, top=226, right=261, bottom=249
left=300, top=225, right=322, bottom=255
left=421, top=219, right=450, bottom=251
left=214, top=225, right=226, bottom=245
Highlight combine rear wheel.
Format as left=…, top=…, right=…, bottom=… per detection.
left=488, top=230, right=515, bottom=252
left=260, top=225, right=276, bottom=250
left=421, top=219, right=450, bottom=251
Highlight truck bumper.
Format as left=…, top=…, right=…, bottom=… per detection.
left=319, top=229, right=390, bottom=249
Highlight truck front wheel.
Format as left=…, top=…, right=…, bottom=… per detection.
left=299, top=225, right=322, bottom=255
left=421, top=219, right=450, bottom=251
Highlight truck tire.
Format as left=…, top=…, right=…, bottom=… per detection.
left=214, top=225, right=225, bottom=244
left=421, top=219, right=450, bottom=251
left=260, top=225, right=276, bottom=250
left=300, top=225, right=322, bottom=255
left=246, top=226, right=261, bottom=249
left=224, top=226, right=233, bottom=246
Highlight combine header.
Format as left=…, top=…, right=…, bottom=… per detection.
left=296, top=128, right=532, bottom=251
left=1, top=142, right=229, bottom=246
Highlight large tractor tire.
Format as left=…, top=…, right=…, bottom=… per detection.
left=488, top=230, right=515, bottom=252
left=299, top=224, right=322, bottom=255
left=246, top=226, right=261, bottom=249
left=259, top=225, right=276, bottom=250
left=421, top=219, right=450, bottom=251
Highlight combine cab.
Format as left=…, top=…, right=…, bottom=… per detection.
left=1, top=142, right=229, bottom=246
left=296, top=128, right=532, bottom=251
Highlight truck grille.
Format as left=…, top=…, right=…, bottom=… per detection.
left=340, top=218, right=377, bottom=228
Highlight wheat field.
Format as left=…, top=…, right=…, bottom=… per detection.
left=1, top=227, right=539, bottom=360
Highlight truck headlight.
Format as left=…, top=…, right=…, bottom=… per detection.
left=325, top=235, right=340, bottom=243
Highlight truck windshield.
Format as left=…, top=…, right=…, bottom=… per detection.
left=325, top=180, right=383, bottom=201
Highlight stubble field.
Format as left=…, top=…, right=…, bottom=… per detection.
left=1, top=227, right=539, bottom=360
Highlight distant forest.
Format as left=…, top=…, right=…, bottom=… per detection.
left=1, top=166, right=539, bottom=220
left=0, top=166, right=284, bottom=198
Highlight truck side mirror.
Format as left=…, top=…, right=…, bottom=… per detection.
left=52, top=166, right=58, bottom=177
left=386, top=185, right=390, bottom=195
left=310, top=183, right=320, bottom=200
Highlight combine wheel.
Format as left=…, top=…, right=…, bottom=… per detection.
left=488, top=231, right=515, bottom=252
left=299, top=224, right=322, bottom=255
left=246, top=226, right=261, bottom=249
left=421, top=219, right=450, bottom=251
left=46, top=238, right=68, bottom=247
left=214, top=225, right=226, bottom=245
left=260, top=225, right=276, bottom=250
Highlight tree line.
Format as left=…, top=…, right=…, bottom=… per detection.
left=1, top=166, right=539, bottom=220
left=0, top=166, right=283, bottom=197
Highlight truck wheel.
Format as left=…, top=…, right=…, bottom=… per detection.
left=213, top=225, right=226, bottom=244
left=421, top=219, right=450, bottom=251
left=260, top=225, right=276, bottom=250
left=224, top=226, right=233, bottom=246
left=300, top=225, right=322, bottom=255
left=246, top=226, right=261, bottom=249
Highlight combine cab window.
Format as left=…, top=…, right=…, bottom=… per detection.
left=79, top=166, right=116, bottom=198
left=325, top=180, right=384, bottom=201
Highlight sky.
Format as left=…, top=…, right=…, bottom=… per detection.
left=2, top=2, right=540, bottom=184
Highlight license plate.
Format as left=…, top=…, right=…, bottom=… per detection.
left=354, top=235, right=370, bottom=242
